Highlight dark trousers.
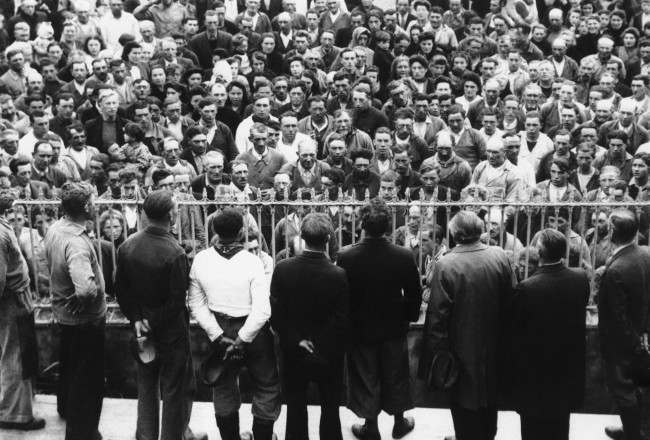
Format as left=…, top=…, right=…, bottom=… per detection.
left=212, top=315, right=281, bottom=421
left=57, top=319, right=105, bottom=440
left=520, top=412, right=570, bottom=440
left=347, top=336, right=413, bottom=418
left=450, top=404, right=497, bottom=440
left=136, top=315, right=194, bottom=440
left=283, top=353, right=343, bottom=440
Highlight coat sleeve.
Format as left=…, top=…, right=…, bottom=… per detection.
left=423, top=262, right=453, bottom=347
left=148, top=253, right=189, bottom=331
left=402, top=251, right=423, bottom=322
left=315, top=270, right=350, bottom=357
left=114, top=245, right=141, bottom=323
left=602, top=267, right=643, bottom=353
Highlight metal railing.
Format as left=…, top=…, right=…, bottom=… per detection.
left=9, top=195, right=650, bottom=325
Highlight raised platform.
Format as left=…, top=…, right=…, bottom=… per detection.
left=2, top=395, right=622, bottom=440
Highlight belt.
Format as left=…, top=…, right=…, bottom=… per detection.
left=212, top=311, right=248, bottom=322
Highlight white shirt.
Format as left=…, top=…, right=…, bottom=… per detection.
left=376, top=158, right=392, bottom=174
left=277, top=132, right=311, bottom=162
left=224, top=0, right=239, bottom=22
left=518, top=132, right=554, bottom=172
left=188, top=247, right=270, bottom=342
left=17, top=130, right=39, bottom=157
left=68, top=147, right=88, bottom=170
left=551, top=58, right=566, bottom=77
left=280, top=30, right=293, bottom=48
left=166, top=119, right=184, bottom=141
left=98, top=12, right=141, bottom=51
left=577, top=168, right=595, bottom=194
left=479, top=127, right=503, bottom=144
left=548, top=184, right=567, bottom=202
left=235, top=116, right=255, bottom=153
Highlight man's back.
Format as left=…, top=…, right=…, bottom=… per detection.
left=337, top=237, right=421, bottom=343
left=115, top=226, right=188, bottom=328
left=511, top=264, right=589, bottom=413
left=598, top=243, right=650, bottom=359
left=270, top=251, right=349, bottom=358
left=424, top=242, right=514, bottom=409
left=44, top=218, right=106, bottom=325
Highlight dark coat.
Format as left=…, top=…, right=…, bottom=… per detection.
left=598, top=244, right=650, bottom=364
left=270, top=251, right=349, bottom=361
left=337, top=237, right=422, bottom=344
left=510, top=263, right=589, bottom=415
left=420, top=242, right=516, bottom=410
left=188, top=31, right=233, bottom=70
left=84, top=116, right=130, bottom=154
left=206, top=121, right=239, bottom=164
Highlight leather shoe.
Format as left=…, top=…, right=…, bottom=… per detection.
left=0, top=417, right=46, bottom=430
left=392, top=416, right=415, bottom=439
left=605, top=426, right=625, bottom=440
left=352, top=423, right=381, bottom=440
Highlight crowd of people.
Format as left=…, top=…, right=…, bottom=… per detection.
left=0, top=0, right=649, bottom=439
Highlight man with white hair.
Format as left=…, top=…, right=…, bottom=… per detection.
left=7, top=0, right=47, bottom=40
left=421, top=131, right=472, bottom=193
left=598, top=100, right=649, bottom=154
left=546, top=8, right=567, bottom=45
left=274, top=12, right=295, bottom=54
left=548, top=37, right=579, bottom=81
left=97, top=0, right=142, bottom=51
left=470, top=136, right=525, bottom=201
left=421, top=209, right=515, bottom=440
left=279, top=137, right=330, bottom=194
left=156, top=38, right=194, bottom=72
left=72, top=0, right=101, bottom=47
left=581, top=37, right=626, bottom=80
left=483, top=206, right=524, bottom=255
left=139, top=20, right=160, bottom=56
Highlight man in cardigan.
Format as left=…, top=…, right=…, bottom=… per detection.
left=444, top=104, right=487, bottom=171
left=279, top=138, right=330, bottom=195
left=236, top=123, right=287, bottom=189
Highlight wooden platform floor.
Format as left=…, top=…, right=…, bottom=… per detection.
left=2, top=395, right=622, bottom=440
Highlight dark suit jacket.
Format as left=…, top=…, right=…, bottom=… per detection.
left=270, top=251, right=349, bottom=361
left=598, top=244, right=650, bottom=364
left=510, top=263, right=589, bottom=414
left=207, top=121, right=239, bottom=164
left=58, top=80, right=86, bottom=107
left=337, top=237, right=422, bottom=343
left=260, top=0, right=284, bottom=20
left=273, top=31, right=294, bottom=54
left=188, top=31, right=233, bottom=70
left=235, top=12, right=273, bottom=34
left=84, top=116, right=130, bottom=154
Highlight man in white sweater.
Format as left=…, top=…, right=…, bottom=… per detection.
left=188, top=208, right=280, bottom=440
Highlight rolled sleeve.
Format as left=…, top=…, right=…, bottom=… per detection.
left=66, top=240, right=98, bottom=299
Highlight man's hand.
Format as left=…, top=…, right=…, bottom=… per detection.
left=66, top=295, right=85, bottom=315
left=134, top=319, right=151, bottom=338
left=643, top=333, right=649, bottom=352
left=298, top=339, right=315, bottom=354
left=225, top=336, right=245, bottom=361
